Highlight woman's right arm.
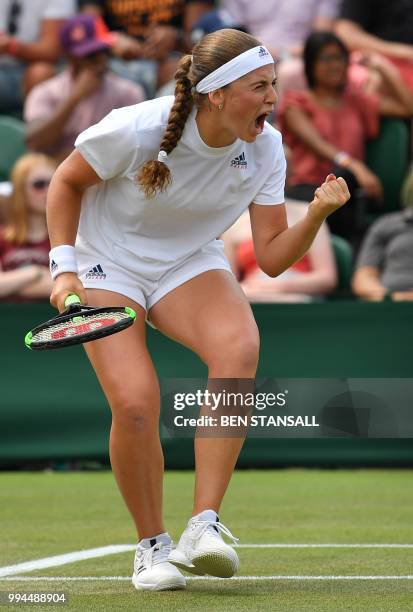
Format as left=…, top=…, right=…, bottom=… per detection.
left=47, top=149, right=102, bottom=311
left=283, top=105, right=340, bottom=162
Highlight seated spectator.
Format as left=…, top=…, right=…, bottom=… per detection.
left=0, top=153, right=55, bottom=300
left=0, top=0, right=76, bottom=113
left=79, top=0, right=213, bottom=97
left=336, top=0, right=413, bottom=100
left=352, top=171, right=413, bottom=302
left=278, top=32, right=413, bottom=242
left=222, top=201, right=337, bottom=303
left=24, top=14, right=145, bottom=162
left=221, top=0, right=340, bottom=100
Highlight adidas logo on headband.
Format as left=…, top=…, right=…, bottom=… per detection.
left=259, top=47, right=269, bottom=57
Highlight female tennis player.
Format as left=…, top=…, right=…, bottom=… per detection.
left=46, top=28, right=350, bottom=591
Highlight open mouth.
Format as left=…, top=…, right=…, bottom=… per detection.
left=255, top=113, right=267, bottom=131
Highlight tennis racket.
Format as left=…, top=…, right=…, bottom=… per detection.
left=24, top=294, right=136, bottom=350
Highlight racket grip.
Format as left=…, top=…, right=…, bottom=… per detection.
left=64, top=294, right=81, bottom=308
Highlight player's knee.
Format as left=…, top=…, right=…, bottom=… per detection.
left=110, top=394, right=159, bottom=433
left=208, top=324, right=260, bottom=375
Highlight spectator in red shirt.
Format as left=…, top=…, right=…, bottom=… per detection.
left=278, top=31, right=413, bottom=240
left=0, top=153, right=55, bottom=300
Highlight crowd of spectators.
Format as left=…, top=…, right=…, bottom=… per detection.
left=1, top=0, right=413, bottom=303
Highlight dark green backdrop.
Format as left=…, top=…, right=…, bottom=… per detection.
left=1, top=301, right=412, bottom=467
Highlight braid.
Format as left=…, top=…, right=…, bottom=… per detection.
left=137, top=55, right=193, bottom=198
left=137, top=29, right=261, bottom=200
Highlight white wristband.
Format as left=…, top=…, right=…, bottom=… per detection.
left=49, top=245, right=78, bottom=280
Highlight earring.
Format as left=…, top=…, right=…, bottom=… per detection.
left=218, top=103, right=223, bottom=111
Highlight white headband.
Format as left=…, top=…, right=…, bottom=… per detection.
left=195, top=45, right=274, bottom=94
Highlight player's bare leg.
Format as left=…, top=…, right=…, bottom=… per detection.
left=83, top=289, right=165, bottom=540
left=150, top=270, right=258, bottom=576
left=150, top=270, right=259, bottom=511
left=83, top=289, right=186, bottom=590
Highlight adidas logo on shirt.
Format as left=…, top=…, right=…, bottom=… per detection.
left=85, top=264, right=106, bottom=280
left=230, top=152, right=247, bottom=169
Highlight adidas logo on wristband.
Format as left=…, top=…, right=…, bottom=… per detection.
left=49, top=245, right=78, bottom=279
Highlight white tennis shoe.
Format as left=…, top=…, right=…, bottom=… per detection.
left=168, top=510, right=239, bottom=578
left=132, top=534, right=186, bottom=591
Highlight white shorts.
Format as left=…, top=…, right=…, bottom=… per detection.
left=77, top=240, right=233, bottom=313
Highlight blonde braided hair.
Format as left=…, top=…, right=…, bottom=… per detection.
left=137, top=29, right=260, bottom=198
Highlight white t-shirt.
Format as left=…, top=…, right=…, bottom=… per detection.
left=75, top=95, right=286, bottom=279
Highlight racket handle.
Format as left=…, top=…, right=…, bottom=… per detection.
left=64, top=293, right=81, bottom=308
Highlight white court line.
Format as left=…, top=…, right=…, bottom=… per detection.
left=1, top=543, right=412, bottom=578
left=0, top=546, right=136, bottom=578
left=236, top=544, right=413, bottom=548
left=0, top=576, right=413, bottom=582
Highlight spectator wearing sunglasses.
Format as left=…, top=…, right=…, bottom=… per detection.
left=24, top=14, right=145, bottom=162
left=278, top=31, right=413, bottom=242
left=0, top=153, right=56, bottom=300
left=0, top=0, right=76, bottom=113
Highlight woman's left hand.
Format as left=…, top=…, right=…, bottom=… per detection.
left=307, top=174, right=350, bottom=224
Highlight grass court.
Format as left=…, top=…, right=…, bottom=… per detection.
left=1, top=469, right=412, bottom=611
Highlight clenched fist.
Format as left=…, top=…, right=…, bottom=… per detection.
left=308, top=174, right=351, bottom=224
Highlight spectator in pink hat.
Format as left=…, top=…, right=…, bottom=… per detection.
left=24, top=14, right=145, bottom=162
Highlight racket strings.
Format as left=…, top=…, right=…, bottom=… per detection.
left=32, top=310, right=131, bottom=342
